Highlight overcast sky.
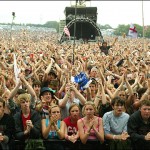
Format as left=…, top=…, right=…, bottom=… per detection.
left=0, top=1, right=149, bottom=28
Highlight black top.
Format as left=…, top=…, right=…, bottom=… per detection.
left=100, top=45, right=111, bottom=55
left=0, top=113, right=15, bottom=142
left=127, top=110, right=150, bottom=142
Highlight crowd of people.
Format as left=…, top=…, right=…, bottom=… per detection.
left=0, top=28, right=150, bottom=150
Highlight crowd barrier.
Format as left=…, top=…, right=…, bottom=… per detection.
left=11, top=139, right=110, bottom=150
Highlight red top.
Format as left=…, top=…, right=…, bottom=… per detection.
left=63, top=116, right=78, bottom=135
left=22, top=113, right=31, bottom=130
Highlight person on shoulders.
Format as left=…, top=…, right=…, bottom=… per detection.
left=98, top=37, right=118, bottom=55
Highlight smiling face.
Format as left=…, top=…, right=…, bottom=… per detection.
left=41, top=91, right=52, bottom=105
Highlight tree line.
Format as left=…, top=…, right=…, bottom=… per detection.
left=0, top=21, right=150, bottom=38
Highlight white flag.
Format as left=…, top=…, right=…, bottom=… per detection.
left=64, top=26, right=70, bottom=39
left=13, top=53, right=20, bottom=84
left=128, top=24, right=138, bottom=38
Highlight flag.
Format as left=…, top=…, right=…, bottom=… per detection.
left=128, top=23, right=138, bottom=38
left=64, top=26, right=70, bottom=39
left=13, top=53, right=20, bottom=84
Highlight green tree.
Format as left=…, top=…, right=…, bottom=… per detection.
left=113, top=24, right=130, bottom=36
left=43, top=21, right=59, bottom=32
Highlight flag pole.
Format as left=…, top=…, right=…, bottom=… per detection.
left=9, top=12, right=15, bottom=47
left=142, top=0, right=145, bottom=51
left=73, top=0, right=77, bottom=65
left=142, top=0, right=145, bottom=38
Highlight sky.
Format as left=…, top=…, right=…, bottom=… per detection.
left=0, top=1, right=149, bottom=28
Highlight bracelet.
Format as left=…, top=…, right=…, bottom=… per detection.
left=113, top=135, right=116, bottom=140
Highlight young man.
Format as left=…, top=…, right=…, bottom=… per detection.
left=127, top=99, right=150, bottom=150
left=13, top=93, right=41, bottom=141
left=98, top=37, right=118, bottom=55
left=103, top=97, right=131, bottom=150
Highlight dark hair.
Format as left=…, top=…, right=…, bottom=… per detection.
left=17, top=89, right=26, bottom=95
left=128, top=79, right=135, bottom=85
left=111, top=96, right=125, bottom=106
left=140, top=99, right=150, bottom=107
left=102, top=41, right=107, bottom=45
left=48, top=69, right=57, bottom=78
left=0, top=98, right=5, bottom=107
left=90, top=78, right=98, bottom=86
left=32, top=80, right=41, bottom=88
left=69, top=103, right=80, bottom=115
left=137, top=87, right=147, bottom=99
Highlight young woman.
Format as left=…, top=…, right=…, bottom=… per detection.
left=77, top=101, right=104, bottom=145
left=41, top=104, right=65, bottom=150
left=63, top=103, right=80, bottom=143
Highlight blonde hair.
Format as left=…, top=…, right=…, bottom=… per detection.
left=48, top=104, right=60, bottom=115
left=82, top=101, right=97, bottom=116
left=17, top=93, right=31, bottom=104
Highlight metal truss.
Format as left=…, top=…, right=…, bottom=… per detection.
left=59, top=18, right=103, bottom=43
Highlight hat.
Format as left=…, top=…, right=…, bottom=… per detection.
left=39, top=87, right=56, bottom=98
left=71, top=72, right=92, bottom=90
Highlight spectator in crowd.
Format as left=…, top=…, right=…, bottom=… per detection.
left=37, top=87, right=56, bottom=119
left=0, top=98, right=15, bottom=150
left=63, top=103, right=80, bottom=150
left=103, top=96, right=131, bottom=150
left=59, top=82, right=86, bottom=119
left=41, top=104, right=65, bottom=150
left=98, top=37, right=118, bottom=55
left=77, top=101, right=104, bottom=145
left=13, top=93, right=41, bottom=142
left=127, top=99, right=150, bottom=150
left=0, top=26, right=150, bottom=150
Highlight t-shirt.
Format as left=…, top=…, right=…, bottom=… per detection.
left=63, top=116, right=78, bottom=136
left=103, top=111, right=129, bottom=135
